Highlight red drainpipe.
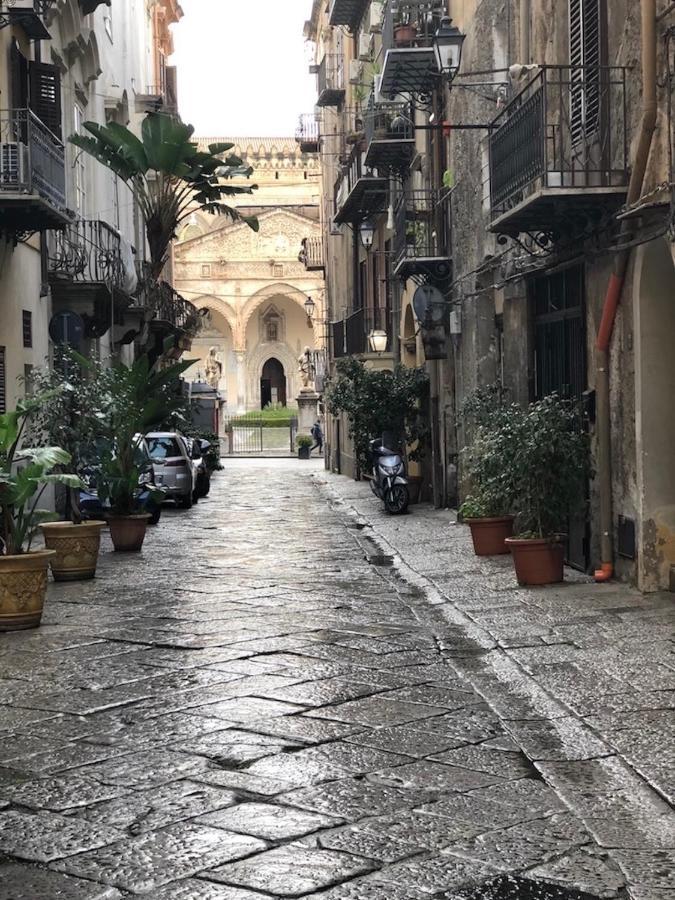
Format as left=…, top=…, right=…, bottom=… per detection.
left=594, top=0, right=657, bottom=581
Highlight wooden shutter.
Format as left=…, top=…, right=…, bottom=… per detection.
left=569, top=0, right=603, bottom=146
left=0, top=347, right=6, bottom=416
left=29, top=61, right=62, bottom=139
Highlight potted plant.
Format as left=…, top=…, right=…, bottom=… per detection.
left=0, top=396, right=81, bottom=630
left=28, top=350, right=110, bottom=581
left=394, top=10, right=417, bottom=46
left=504, top=393, right=590, bottom=585
left=91, top=346, right=194, bottom=552
left=458, top=384, right=515, bottom=555
left=297, top=435, right=313, bottom=460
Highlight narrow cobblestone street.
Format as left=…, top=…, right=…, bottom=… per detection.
left=0, top=460, right=673, bottom=899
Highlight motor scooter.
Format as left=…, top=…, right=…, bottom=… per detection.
left=369, top=438, right=409, bottom=514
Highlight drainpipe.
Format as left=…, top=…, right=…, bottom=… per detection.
left=594, top=0, right=657, bottom=581
left=520, top=0, right=531, bottom=63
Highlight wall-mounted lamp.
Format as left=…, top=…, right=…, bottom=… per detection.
left=304, top=295, right=316, bottom=323
left=359, top=218, right=376, bottom=250
left=368, top=329, right=388, bottom=353
left=433, top=18, right=466, bottom=82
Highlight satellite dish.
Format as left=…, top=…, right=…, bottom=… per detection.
left=49, top=311, right=85, bottom=347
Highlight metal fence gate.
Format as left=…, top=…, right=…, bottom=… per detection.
left=222, top=415, right=298, bottom=456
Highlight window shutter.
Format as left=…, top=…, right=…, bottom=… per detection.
left=10, top=41, right=29, bottom=112
left=29, top=61, right=62, bottom=139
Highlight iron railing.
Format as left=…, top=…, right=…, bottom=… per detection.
left=133, top=264, right=200, bottom=335
left=48, top=219, right=129, bottom=291
left=329, top=0, right=369, bottom=29
left=317, top=54, right=345, bottom=104
left=0, top=108, right=65, bottom=210
left=298, top=236, right=324, bottom=271
left=295, top=113, right=320, bottom=147
left=382, top=0, right=446, bottom=51
left=364, top=100, right=413, bottom=145
left=331, top=306, right=391, bottom=358
left=394, top=188, right=452, bottom=268
left=489, top=66, right=629, bottom=218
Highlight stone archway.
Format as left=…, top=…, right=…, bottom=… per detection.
left=260, top=357, right=286, bottom=408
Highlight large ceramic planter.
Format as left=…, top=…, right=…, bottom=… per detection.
left=0, top=550, right=56, bottom=631
left=394, top=23, right=417, bottom=45
left=465, top=516, right=514, bottom=556
left=40, top=521, right=106, bottom=581
left=107, top=514, right=150, bottom=552
left=298, top=446, right=311, bottom=460
left=505, top=536, right=565, bottom=585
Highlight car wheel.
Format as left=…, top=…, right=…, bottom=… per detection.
left=192, top=488, right=200, bottom=503
left=148, top=507, right=162, bottom=526
left=178, top=492, right=193, bottom=509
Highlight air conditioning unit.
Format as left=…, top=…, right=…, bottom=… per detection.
left=358, top=32, right=372, bottom=61
left=349, top=59, right=362, bottom=85
left=329, top=215, right=344, bottom=235
left=373, top=74, right=400, bottom=105
left=0, top=142, right=28, bottom=188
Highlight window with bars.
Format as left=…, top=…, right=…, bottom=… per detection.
left=569, top=0, right=606, bottom=147
left=22, top=311, right=32, bottom=348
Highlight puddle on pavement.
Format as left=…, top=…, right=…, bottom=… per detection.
left=445, top=875, right=602, bottom=900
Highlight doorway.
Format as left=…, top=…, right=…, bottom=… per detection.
left=260, top=357, right=286, bottom=408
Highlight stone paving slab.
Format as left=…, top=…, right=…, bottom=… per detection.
left=0, top=459, right=672, bottom=898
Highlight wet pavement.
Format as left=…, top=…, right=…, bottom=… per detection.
left=0, top=458, right=672, bottom=899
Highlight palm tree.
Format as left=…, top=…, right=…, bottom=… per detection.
left=70, top=113, right=258, bottom=280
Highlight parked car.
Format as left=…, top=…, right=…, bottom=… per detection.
left=182, top=436, right=211, bottom=499
left=80, top=437, right=164, bottom=525
left=145, top=432, right=196, bottom=509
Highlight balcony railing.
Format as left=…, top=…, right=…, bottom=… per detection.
left=316, top=54, right=345, bottom=107
left=295, top=113, right=320, bottom=151
left=334, top=146, right=388, bottom=225
left=48, top=219, right=130, bottom=293
left=488, top=66, right=629, bottom=235
left=364, top=100, right=415, bottom=171
left=329, top=0, right=369, bottom=29
left=393, top=188, right=452, bottom=282
left=331, top=305, right=392, bottom=359
left=0, top=1, right=54, bottom=38
left=380, top=0, right=445, bottom=96
left=133, top=265, right=200, bottom=335
left=298, top=236, right=324, bottom=271
left=0, top=108, right=67, bottom=229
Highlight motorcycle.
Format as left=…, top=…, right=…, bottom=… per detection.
left=369, top=438, right=409, bottom=514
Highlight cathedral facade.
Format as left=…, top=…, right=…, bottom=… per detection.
left=173, top=137, right=325, bottom=413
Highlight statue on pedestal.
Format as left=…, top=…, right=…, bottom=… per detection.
left=298, top=346, right=315, bottom=391
left=205, top=346, right=223, bottom=390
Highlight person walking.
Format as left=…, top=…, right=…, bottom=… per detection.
left=310, top=419, right=323, bottom=455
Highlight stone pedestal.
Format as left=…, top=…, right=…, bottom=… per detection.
left=296, top=390, right=319, bottom=434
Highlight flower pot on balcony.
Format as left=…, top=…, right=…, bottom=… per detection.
left=107, top=514, right=151, bottom=552
left=394, top=23, right=418, bottom=46
left=505, top=536, right=565, bottom=586
left=40, top=521, right=106, bottom=581
left=465, top=516, right=514, bottom=556
left=0, top=550, right=56, bottom=632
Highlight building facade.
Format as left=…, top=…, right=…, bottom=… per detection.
left=311, top=0, right=675, bottom=591
left=0, top=0, right=192, bottom=415
left=173, top=137, right=326, bottom=413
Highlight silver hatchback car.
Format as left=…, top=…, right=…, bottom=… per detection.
left=145, top=432, right=197, bottom=509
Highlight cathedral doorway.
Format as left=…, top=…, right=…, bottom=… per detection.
left=260, top=357, right=286, bottom=408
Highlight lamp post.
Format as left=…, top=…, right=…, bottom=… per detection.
left=433, top=18, right=466, bottom=82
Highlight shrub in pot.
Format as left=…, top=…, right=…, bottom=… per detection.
left=0, top=396, right=81, bottom=630
left=504, top=393, right=590, bottom=585
left=458, top=384, right=515, bottom=555
left=28, top=350, right=111, bottom=580
left=297, top=434, right=312, bottom=460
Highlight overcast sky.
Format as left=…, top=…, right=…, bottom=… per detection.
left=171, top=0, right=316, bottom=137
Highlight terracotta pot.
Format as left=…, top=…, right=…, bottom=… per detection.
left=465, top=516, right=514, bottom=556
left=0, top=550, right=56, bottom=631
left=107, top=514, right=150, bottom=552
left=40, top=521, right=106, bottom=581
left=407, top=476, right=422, bottom=504
left=394, top=23, right=417, bottom=45
left=505, top=536, right=565, bottom=585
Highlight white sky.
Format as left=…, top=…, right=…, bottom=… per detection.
left=171, top=0, right=316, bottom=137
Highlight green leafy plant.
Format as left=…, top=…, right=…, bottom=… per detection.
left=296, top=434, right=313, bottom=449
left=188, top=428, right=222, bottom=471
left=325, top=358, right=429, bottom=474
left=0, top=395, right=81, bottom=556
left=70, top=113, right=259, bottom=280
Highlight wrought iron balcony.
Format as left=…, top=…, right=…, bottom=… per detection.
left=334, top=146, right=387, bottom=225
left=295, top=113, right=320, bottom=153
left=298, top=237, right=324, bottom=271
left=0, top=108, right=68, bottom=233
left=133, top=266, right=201, bottom=337
left=331, top=306, right=392, bottom=359
left=379, top=0, right=444, bottom=98
left=488, top=66, right=629, bottom=237
left=393, top=188, right=452, bottom=284
left=364, top=100, right=415, bottom=172
left=315, top=55, right=345, bottom=108
left=0, top=1, right=54, bottom=39
left=329, top=0, right=369, bottom=30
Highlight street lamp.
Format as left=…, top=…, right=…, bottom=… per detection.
left=433, top=18, right=466, bottom=82
left=304, top=295, right=316, bottom=320
left=359, top=219, right=376, bottom=251
left=368, top=329, right=388, bottom=353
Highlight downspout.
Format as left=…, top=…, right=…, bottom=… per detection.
left=594, top=0, right=657, bottom=581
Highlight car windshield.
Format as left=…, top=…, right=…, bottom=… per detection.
left=146, top=437, right=182, bottom=461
